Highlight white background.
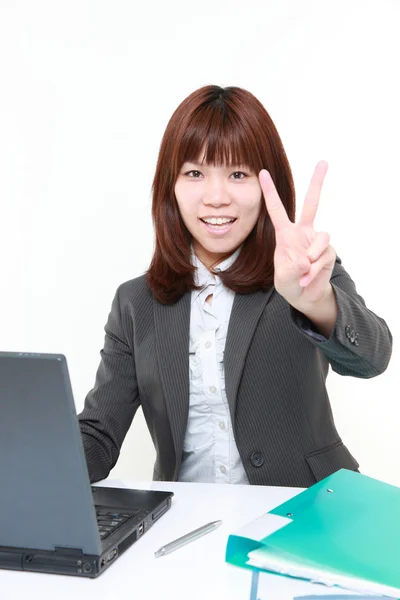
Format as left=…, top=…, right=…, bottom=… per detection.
left=1, top=0, right=399, bottom=485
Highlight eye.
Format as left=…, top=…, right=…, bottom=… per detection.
left=184, top=170, right=203, bottom=178
left=231, top=171, right=248, bottom=180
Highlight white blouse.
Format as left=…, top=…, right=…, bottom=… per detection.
left=178, top=247, right=249, bottom=484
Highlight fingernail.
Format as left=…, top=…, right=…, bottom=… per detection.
left=300, top=276, right=310, bottom=287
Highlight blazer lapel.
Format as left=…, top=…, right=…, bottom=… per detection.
left=153, top=293, right=191, bottom=465
left=224, top=287, right=275, bottom=423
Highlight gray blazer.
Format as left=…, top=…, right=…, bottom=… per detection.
left=78, top=258, right=392, bottom=487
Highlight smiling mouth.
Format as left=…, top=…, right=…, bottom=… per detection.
left=199, top=218, right=237, bottom=235
left=199, top=218, right=237, bottom=226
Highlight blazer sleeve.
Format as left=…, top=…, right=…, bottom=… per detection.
left=78, top=284, right=140, bottom=483
left=290, top=257, right=393, bottom=378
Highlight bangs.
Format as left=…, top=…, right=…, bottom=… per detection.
left=176, top=104, right=264, bottom=173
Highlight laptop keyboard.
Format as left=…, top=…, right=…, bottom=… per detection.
left=95, top=507, right=138, bottom=540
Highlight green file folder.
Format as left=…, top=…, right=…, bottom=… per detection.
left=226, top=469, right=400, bottom=598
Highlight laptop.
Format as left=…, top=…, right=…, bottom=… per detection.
left=0, top=351, right=174, bottom=578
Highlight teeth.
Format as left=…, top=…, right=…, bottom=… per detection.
left=203, top=218, right=234, bottom=225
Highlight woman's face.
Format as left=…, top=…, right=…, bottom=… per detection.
left=174, top=160, right=262, bottom=268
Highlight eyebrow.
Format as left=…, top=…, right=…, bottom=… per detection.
left=183, top=161, right=247, bottom=168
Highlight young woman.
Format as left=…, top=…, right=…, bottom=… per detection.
left=78, top=85, right=392, bottom=487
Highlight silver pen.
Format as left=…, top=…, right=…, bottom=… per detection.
left=154, top=519, right=222, bottom=558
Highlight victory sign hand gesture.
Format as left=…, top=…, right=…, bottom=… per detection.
left=259, top=161, right=336, bottom=313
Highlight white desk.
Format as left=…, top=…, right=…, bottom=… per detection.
left=2, top=480, right=361, bottom=599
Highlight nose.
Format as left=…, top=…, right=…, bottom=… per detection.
left=202, top=177, right=232, bottom=207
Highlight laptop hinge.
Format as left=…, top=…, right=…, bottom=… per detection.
left=54, top=547, right=84, bottom=556
left=0, top=550, right=23, bottom=569
left=20, top=547, right=98, bottom=576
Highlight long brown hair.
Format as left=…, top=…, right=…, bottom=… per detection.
left=147, top=85, right=295, bottom=304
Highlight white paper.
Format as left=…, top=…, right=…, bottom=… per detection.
left=247, top=548, right=400, bottom=599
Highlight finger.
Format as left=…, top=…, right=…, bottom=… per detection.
left=299, top=161, right=328, bottom=226
left=306, top=231, right=330, bottom=262
left=275, top=246, right=311, bottom=283
left=259, top=169, right=291, bottom=231
left=299, top=246, right=336, bottom=287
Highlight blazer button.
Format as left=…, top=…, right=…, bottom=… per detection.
left=345, top=325, right=352, bottom=338
left=350, top=330, right=356, bottom=343
left=250, top=451, right=264, bottom=468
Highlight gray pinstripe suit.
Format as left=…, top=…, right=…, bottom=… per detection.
left=78, top=258, right=392, bottom=487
